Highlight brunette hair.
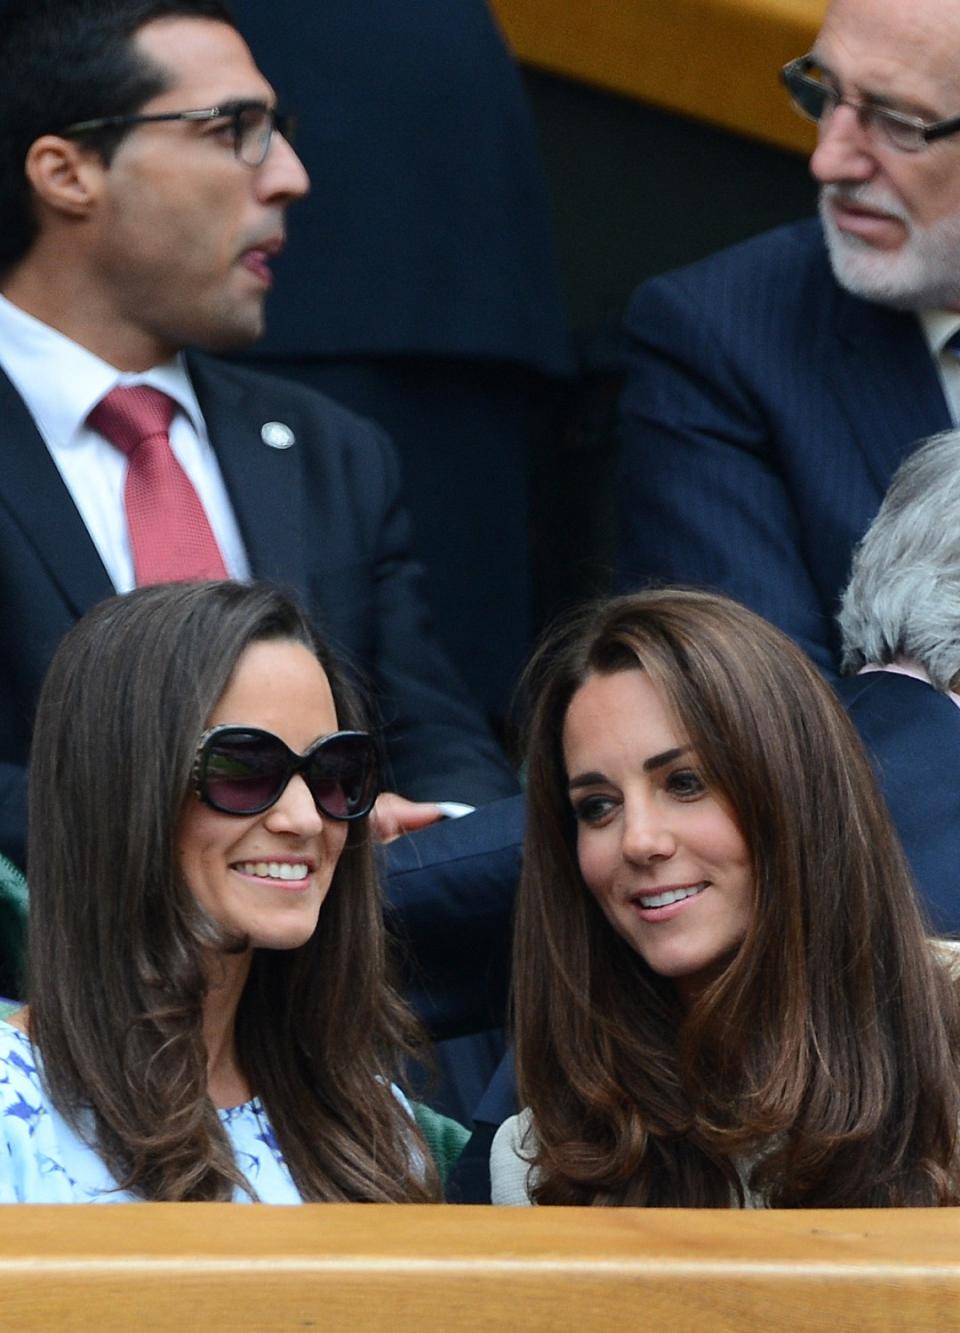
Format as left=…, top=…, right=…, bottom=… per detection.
left=514, top=588, right=960, bottom=1207
left=27, top=580, right=435, bottom=1202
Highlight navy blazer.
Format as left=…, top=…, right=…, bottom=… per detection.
left=618, top=218, right=952, bottom=674
left=385, top=794, right=523, bottom=1040
left=835, top=672, right=960, bottom=935
left=0, top=355, right=517, bottom=867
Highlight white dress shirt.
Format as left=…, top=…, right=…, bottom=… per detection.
left=919, top=309, right=960, bottom=427
left=0, top=294, right=250, bottom=592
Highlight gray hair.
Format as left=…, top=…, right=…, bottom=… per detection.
left=838, top=429, right=960, bottom=690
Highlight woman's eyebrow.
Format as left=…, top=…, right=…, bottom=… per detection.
left=567, top=745, right=692, bottom=789
left=643, top=745, right=691, bottom=773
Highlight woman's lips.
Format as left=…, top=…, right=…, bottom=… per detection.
left=630, top=882, right=707, bottom=922
left=231, top=859, right=314, bottom=887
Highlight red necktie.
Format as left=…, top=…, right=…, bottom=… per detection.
left=88, top=385, right=228, bottom=585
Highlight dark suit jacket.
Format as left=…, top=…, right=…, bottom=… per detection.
left=0, top=354, right=517, bottom=867
left=618, top=218, right=953, bottom=675
left=835, top=672, right=960, bottom=935
left=384, top=794, right=523, bottom=1040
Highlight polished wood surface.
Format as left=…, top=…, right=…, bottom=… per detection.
left=1, top=1204, right=958, bottom=1329
left=489, top=0, right=827, bottom=153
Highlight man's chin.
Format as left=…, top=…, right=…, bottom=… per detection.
left=820, top=204, right=960, bottom=311
left=823, top=233, right=917, bottom=309
left=193, top=318, right=265, bottom=355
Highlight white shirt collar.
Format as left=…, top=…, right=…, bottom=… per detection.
left=919, top=308, right=960, bottom=360
left=0, top=293, right=205, bottom=445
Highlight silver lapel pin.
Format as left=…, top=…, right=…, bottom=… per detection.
left=261, top=421, right=295, bottom=450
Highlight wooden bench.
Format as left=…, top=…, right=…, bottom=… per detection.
left=1, top=1203, right=957, bottom=1329
left=489, top=0, right=828, bottom=153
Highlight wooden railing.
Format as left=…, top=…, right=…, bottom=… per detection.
left=1, top=1203, right=958, bottom=1328
left=489, top=0, right=828, bottom=153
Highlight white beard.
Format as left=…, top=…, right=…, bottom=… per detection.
left=820, top=183, right=960, bottom=310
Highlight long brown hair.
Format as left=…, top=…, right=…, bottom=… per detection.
left=27, top=580, right=436, bottom=1202
left=514, top=588, right=960, bottom=1206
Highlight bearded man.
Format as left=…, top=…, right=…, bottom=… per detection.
left=617, top=0, right=960, bottom=676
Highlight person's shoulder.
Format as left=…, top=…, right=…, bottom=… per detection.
left=492, top=1106, right=534, bottom=1150
left=0, top=1018, right=41, bottom=1080
left=672, top=216, right=826, bottom=283
left=0, top=1024, right=63, bottom=1203
left=185, top=354, right=394, bottom=449
left=0, top=1021, right=46, bottom=1118
left=931, top=937, right=960, bottom=980
left=490, top=1107, right=537, bottom=1206
left=838, top=670, right=960, bottom=728
left=0, top=1018, right=34, bottom=1063
left=626, top=217, right=831, bottom=316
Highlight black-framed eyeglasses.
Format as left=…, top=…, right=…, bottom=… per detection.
left=192, top=725, right=380, bottom=820
left=781, top=56, right=960, bottom=153
left=58, top=100, right=295, bottom=168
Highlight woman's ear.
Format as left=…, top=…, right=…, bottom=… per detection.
left=24, top=135, right=107, bottom=219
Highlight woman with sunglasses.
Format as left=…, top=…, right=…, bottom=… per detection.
left=0, top=580, right=438, bottom=1202
left=492, top=589, right=960, bottom=1207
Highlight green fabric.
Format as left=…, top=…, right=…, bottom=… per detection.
left=0, top=854, right=26, bottom=1001
left=411, top=1101, right=470, bottom=1186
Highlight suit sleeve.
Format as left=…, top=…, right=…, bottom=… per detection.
left=384, top=794, right=523, bottom=1039
left=617, top=272, right=838, bottom=674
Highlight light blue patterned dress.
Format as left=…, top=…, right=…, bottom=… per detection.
left=0, top=1020, right=299, bottom=1203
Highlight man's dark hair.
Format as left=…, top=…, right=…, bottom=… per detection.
left=0, top=0, right=236, bottom=275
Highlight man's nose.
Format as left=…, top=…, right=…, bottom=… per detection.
left=810, top=104, right=878, bottom=185
left=257, top=132, right=311, bottom=205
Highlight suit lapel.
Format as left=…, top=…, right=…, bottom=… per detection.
left=0, top=369, right=113, bottom=616
left=188, top=356, right=306, bottom=588
left=831, top=288, right=952, bottom=492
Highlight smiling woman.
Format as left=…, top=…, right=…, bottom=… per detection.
left=492, top=588, right=960, bottom=1207
left=563, top=668, right=754, bottom=1009
left=1, top=581, right=438, bottom=1203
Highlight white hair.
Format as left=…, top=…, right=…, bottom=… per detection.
left=838, top=430, right=960, bottom=690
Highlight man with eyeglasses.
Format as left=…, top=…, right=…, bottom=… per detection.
left=0, top=0, right=518, bottom=872
left=617, top=0, right=960, bottom=679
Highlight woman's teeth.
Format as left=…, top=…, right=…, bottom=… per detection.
left=234, top=861, right=309, bottom=881
left=638, top=883, right=705, bottom=909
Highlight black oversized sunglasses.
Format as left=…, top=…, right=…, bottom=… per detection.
left=192, top=725, right=380, bottom=820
